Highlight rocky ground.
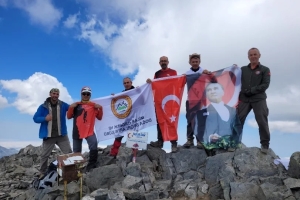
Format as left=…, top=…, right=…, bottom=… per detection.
left=1, top=144, right=300, bottom=200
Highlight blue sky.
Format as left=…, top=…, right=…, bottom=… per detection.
left=0, top=0, right=300, bottom=158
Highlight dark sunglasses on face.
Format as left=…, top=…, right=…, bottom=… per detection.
left=82, top=92, right=91, bottom=96
left=123, top=82, right=130, bottom=84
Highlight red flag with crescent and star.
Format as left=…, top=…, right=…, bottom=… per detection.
left=151, top=75, right=186, bottom=141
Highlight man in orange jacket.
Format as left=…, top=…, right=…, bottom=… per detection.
left=67, top=86, right=103, bottom=172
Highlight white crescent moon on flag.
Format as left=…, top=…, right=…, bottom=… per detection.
left=161, top=95, right=180, bottom=113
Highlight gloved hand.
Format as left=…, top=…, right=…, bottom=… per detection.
left=244, top=89, right=252, bottom=97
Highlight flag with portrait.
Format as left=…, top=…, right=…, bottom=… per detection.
left=186, top=65, right=243, bottom=150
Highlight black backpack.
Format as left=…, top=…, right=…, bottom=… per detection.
left=32, top=162, right=59, bottom=190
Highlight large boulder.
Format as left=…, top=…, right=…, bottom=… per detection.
left=288, top=152, right=300, bottom=178
left=85, top=164, right=124, bottom=191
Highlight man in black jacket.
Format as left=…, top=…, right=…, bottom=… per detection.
left=238, top=47, right=271, bottom=154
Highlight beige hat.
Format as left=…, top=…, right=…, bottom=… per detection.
left=50, top=88, right=60, bottom=93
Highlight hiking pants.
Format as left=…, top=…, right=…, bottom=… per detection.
left=40, top=135, right=72, bottom=174
left=186, top=100, right=195, bottom=140
left=237, top=99, right=270, bottom=147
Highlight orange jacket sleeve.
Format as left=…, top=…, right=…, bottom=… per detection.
left=96, top=107, right=103, bottom=120
left=67, top=102, right=80, bottom=119
left=67, top=106, right=74, bottom=119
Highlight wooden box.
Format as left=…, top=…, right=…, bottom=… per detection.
left=57, top=153, right=86, bottom=182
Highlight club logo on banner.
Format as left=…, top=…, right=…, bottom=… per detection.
left=186, top=65, right=243, bottom=150
left=111, top=95, right=132, bottom=119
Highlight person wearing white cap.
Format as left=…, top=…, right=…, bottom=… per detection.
left=67, top=86, right=103, bottom=172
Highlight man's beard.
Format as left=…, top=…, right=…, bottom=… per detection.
left=161, top=64, right=167, bottom=69
left=51, top=97, right=58, bottom=104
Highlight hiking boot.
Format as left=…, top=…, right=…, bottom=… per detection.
left=171, top=143, right=178, bottom=153
left=183, top=139, right=194, bottom=148
left=197, top=142, right=204, bottom=149
left=150, top=140, right=163, bottom=148
left=85, top=150, right=98, bottom=173
left=261, top=145, right=269, bottom=154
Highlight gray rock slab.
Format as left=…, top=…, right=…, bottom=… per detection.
left=90, top=188, right=108, bottom=199
left=122, top=175, right=143, bottom=189
left=233, top=147, right=280, bottom=179
left=125, top=162, right=141, bottom=177
left=230, top=182, right=261, bottom=200
left=260, top=182, right=295, bottom=200
left=171, top=179, right=192, bottom=198
left=170, top=148, right=207, bottom=174
left=144, top=191, right=159, bottom=200
left=185, top=182, right=198, bottom=199
left=136, top=154, right=153, bottom=171
left=106, top=190, right=125, bottom=200
left=284, top=178, right=300, bottom=189
left=85, top=164, right=124, bottom=191
left=288, top=152, right=300, bottom=179
left=122, top=188, right=142, bottom=200
left=82, top=196, right=95, bottom=200
left=205, top=152, right=235, bottom=186
left=152, top=180, right=172, bottom=191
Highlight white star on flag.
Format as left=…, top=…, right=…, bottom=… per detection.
left=169, top=115, right=176, bottom=122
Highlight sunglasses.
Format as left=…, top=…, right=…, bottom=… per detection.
left=82, top=92, right=91, bottom=96
left=123, top=82, right=130, bottom=84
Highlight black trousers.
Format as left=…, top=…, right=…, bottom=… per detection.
left=185, top=100, right=194, bottom=140
left=237, top=99, right=270, bottom=147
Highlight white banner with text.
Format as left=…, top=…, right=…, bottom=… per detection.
left=94, top=83, right=157, bottom=142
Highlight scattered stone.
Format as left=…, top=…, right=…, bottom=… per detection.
left=0, top=144, right=298, bottom=200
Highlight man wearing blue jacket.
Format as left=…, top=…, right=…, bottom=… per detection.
left=33, top=88, right=72, bottom=176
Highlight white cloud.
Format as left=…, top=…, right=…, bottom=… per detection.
left=75, top=0, right=300, bottom=129
left=13, top=0, right=62, bottom=30
left=248, top=119, right=300, bottom=134
left=0, top=94, right=8, bottom=108
left=0, top=72, right=73, bottom=115
left=79, top=16, right=118, bottom=50
left=0, top=0, right=7, bottom=7
left=267, top=85, right=300, bottom=121
left=63, top=12, right=79, bottom=29
left=78, top=0, right=148, bottom=24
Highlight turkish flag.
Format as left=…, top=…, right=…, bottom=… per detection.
left=152, top=75, right=186, bottom=141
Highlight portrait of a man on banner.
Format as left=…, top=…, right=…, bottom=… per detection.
left=187, top=66, right=243, bottom=150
